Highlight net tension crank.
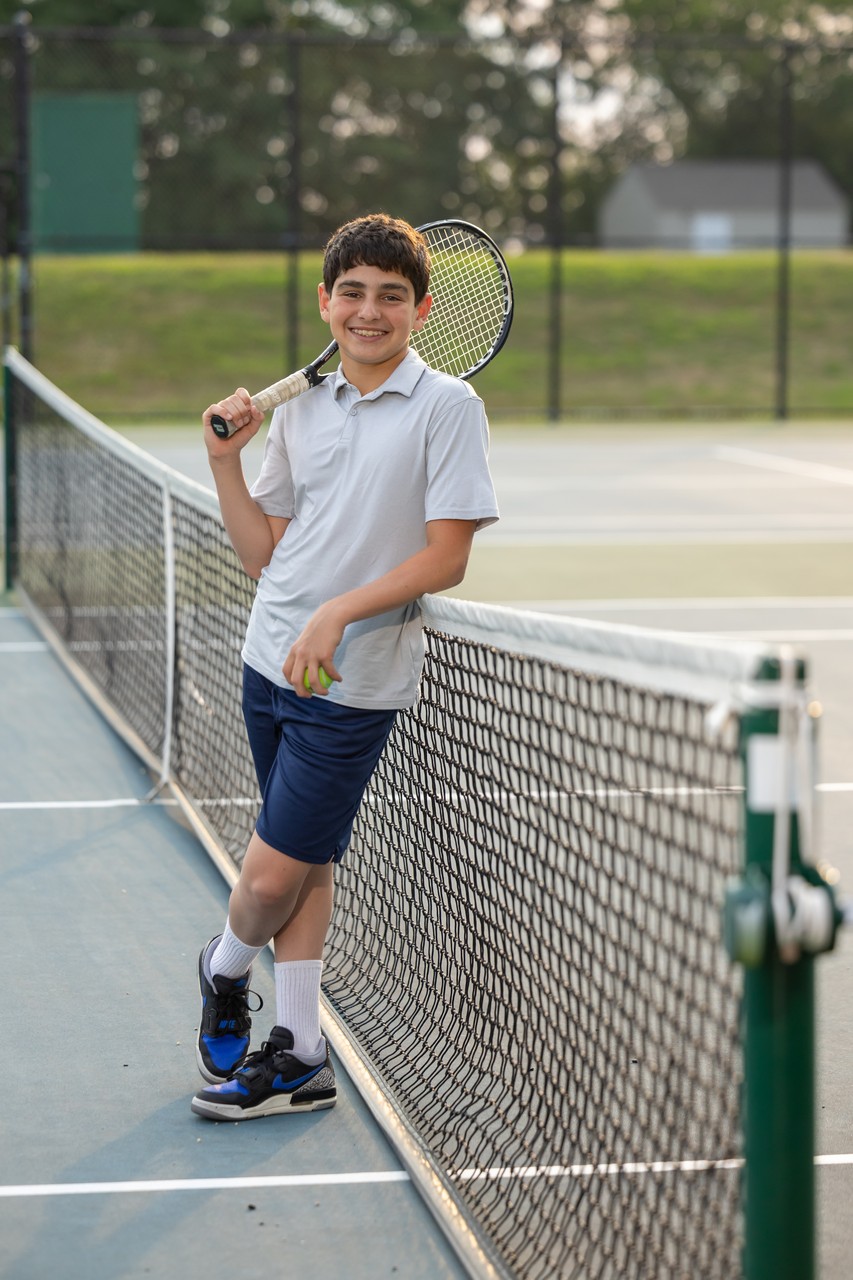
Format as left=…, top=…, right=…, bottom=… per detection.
left=722, top=651, right=852, bottom=969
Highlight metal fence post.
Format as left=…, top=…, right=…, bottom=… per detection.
left=284, top=36, right=302, bottom=376
left=774, top=43, right=794, bottom=421
left=13, top=10, right=33, bottom=363
left=547, top=47, right=563, bottom=423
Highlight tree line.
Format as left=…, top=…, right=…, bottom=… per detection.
left=1, top=1, right=851, bottom=248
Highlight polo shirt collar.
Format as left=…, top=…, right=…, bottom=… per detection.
left=329, top=348, right=426, bottom=402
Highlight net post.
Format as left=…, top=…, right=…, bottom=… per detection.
left=726, top=653, right=828, bottom=1280
left=143, top=481, right=176, bottom=802
left=3, top=348, right=18, bottom=591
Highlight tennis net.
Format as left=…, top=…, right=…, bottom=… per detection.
left=5, top=348, right=795, bottom=1279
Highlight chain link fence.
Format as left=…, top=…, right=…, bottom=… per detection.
left=1, top=17, right=851, bottom=418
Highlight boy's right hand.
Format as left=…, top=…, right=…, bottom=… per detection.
left=202, top=388, right=265, bottom=454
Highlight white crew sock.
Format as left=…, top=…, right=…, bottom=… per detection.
left=274, top=959, right=325, bottom=1063
left=208, top=921, right=263, bottom=982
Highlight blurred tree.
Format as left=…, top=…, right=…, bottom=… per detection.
left=2, top=0, right=850, bottom=245
left=461, top=0, right=853, bottom=234
left=0, top=0, right=474, bottom=28
left=0, top=0, right=557, bottom=245
left=0, top=1, right=270, bottom=25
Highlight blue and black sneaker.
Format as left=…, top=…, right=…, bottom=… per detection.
left=196, top=936, right=261, bottom=1083
left=191, top=1026, right=337, bottom=1121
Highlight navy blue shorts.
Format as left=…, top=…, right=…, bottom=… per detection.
left=242, top=665, right=397, bottom=865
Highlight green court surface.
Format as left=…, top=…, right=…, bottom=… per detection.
left=3, top=417, right=853, bottom=1277
left=459, top=537, right=853, bottom=603
left=117, top=420, right=853, bottom=605
left=116, top=416, right=853, bottom=1278
left=0, top=604, right=467, bottom=1280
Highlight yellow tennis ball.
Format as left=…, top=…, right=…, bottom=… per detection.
left=304, top=667, right=332, bottom=690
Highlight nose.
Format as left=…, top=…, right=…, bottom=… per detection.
left=357, top=294, right=381, bottom=319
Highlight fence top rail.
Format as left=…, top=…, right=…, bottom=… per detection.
left=1, top=21, right=851, bottom=56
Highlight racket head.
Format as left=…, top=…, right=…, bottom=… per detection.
left=413, top=220, right=514, bottom=381
left=212, top=218, right=512, bottom=437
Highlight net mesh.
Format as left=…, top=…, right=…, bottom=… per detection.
left=8, top=352, right=753, bottom=1279
left=13, top=378, right=169, bottom=758
left=328, top=635, right=744, bottom=1278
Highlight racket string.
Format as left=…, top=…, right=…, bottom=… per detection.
left=414, top=225, right=511, bottom=378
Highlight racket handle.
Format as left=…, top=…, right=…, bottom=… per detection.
left=210, top=369, right=316, bottom=439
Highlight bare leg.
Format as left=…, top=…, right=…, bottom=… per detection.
left=273, top=862, right=334, bottom=962
left=227, top=830, right=318, bottom=948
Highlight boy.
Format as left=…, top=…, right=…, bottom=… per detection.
left=192, top=213, right=498, bottom=1120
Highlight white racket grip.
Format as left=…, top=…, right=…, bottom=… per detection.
left=210, top=368, right=315, bottom=438
left=252, top=370, right=313, bottom=412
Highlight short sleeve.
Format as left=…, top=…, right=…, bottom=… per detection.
left=423, top=390, right=499, bottom=531
left=248, top=408, right=296, bottom=519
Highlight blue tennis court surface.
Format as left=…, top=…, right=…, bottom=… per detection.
left=4, top=418, right=853, bottom=1278
left=0, top=603, right=466, bottom=1280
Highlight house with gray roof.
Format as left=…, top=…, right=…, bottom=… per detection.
left=599, top=160, right=848, bottom=250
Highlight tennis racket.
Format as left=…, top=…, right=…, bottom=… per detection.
left=210, top=219, right=513, bottom=438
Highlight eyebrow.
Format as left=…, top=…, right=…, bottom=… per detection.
left=334, top=276, right=412, bottom=294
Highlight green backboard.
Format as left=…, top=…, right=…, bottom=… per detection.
left=32, top=93, right=139, bottom=252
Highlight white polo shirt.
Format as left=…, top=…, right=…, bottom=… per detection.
left=241, top=349, right=499, bottom=709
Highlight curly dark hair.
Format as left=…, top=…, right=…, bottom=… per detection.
left=322, top=213, right=430, bottom=302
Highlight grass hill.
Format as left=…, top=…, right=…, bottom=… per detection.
left=5, top=249, right=852, bottom=422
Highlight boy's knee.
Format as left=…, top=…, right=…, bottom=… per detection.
left=237, top=848, right=309, bottom=918
left=241, top=871, right=294, bottom=915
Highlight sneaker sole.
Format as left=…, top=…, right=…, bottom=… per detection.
left=190, top=1091, right=337, bottom=1121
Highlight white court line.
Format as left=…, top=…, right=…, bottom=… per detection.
left=0, top=797, right=260, bottom=812
left=0, top=797, right=264, bottom=811
left=494, top=474, right=820, bottom=493
left=491, top=509, right=853, bottom=529
left=457, top=1153, right=853, bottom=1182
left=5, top=1155, right=851, bottom=1198
left=0, top=1171, right=410, bottom=1199
left=489, top=513, right=853, bottom=531
left=508, top=597, right=853, bottom=612
left=0, top=797, right=177, bottom=811
left=717, top=447, right=853, bottom=487
left=712, top=629, right=853, bottom=642
left=10, top=787, right=850, bottom=816
left=482, top=530, right=853, bottom=547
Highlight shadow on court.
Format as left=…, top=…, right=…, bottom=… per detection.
left=0, top=603, right=466, bottom=1280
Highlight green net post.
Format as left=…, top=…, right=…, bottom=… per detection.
left=724, top=654, right=840, bottom=1280
left=3, top=350, right=17, bottom=591
left=741, top=664, right=814, bottom=1280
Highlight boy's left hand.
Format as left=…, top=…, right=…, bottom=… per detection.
left=283, top=603, right=344, bottom=697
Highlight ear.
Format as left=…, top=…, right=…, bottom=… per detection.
left=411, top=293, right=432, bottom=332
left=318, top=282, right=331, bottom=323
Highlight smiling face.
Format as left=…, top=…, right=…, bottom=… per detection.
left=318, top=263, right=432, bottom=393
